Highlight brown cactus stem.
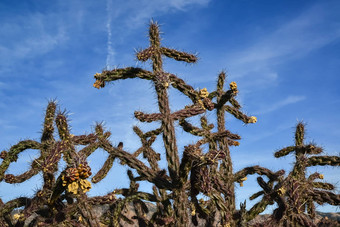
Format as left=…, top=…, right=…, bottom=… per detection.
left=216, top=71, right=235, bottom=225
left=100, top=141, right=173, bottom=189
left=41, top=101, right=57, bottom=142
left=0, top=140, right=41, bottom=181
left=311, top=190, right=340, bottom=205
left=40, top=102, right=58, bottom=195
left=77, top=194, right=101, bottom=227
left=169, top=74, right=199, bottom=102
left=4, top=168, right=39, bottom=183
left=135, top=104, right=205, bottom=122
left=234, top=166, right=283, bottom=182
left=0, top=197, right=31, bottom=217
left=91, top=153, right=116, bottom=183
left=149, top=21, right=188, bottom=225
left=95, top=67, right=154, bottom=82
left=307, top=155, right=340, bottom=166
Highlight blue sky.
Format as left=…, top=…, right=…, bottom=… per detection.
left=0, top=0, right=339, bottom=214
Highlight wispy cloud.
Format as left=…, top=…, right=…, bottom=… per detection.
left=106, top=0, right=115, bottom=69
left=109, top=0, right=211, bottom=29
left=223, top=1, right=340, bottom=87
left=0, top=13, right=67, bottom=75
left=255, top=95, right=306, bottom=115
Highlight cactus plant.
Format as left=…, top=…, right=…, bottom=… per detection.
left=1, top=21, right=339, bottom=227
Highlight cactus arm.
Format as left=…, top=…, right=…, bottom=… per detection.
left=307, top=155, right=340, bottom=166
left=274, top=146, right=296, bottom=158
left=311, top=190, right=340, bottom=206
left=0, top=140, right=41, bottom=181
left=224, top=105, right=257, bottom=124
left=169, top=74, right=199, bottom=102
left=160, top=47, right=197, bottom=63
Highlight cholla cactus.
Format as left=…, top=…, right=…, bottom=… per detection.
left=92, top=21, right=284, bottom=227
left=251, top=122, right=340, bottom=226
left=1, top=20, right=339, bottom=227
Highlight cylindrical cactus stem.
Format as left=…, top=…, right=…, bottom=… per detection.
left=179, top=119, right=205, bottom=136
left=0, top=140, right=40, bottom=181
left=234, top=166, right=283, bottom=183
left=249, top=191, right=265, bottom=200
left=4, top=168, right=39, bottom=184
left=136, top=47, right=155, bottom=62
left=312, top=182, right=335, bottom=190
left=224, top=105, right=257, bottom=124
left=91, top=154, right=116, bottom=183
left=100, top=141, right=173, bottom=189
left=217, top=71, right=226, bottom=95
left=246, top=197, right=272, bottom=222
left=230, top=97, right=241, bottom=109
left=275, top=146, right=296, bottom=158
left=93, top=67, right=153, bottom=88
left=311, top=190, right=340, bottom=205
left=0, top=197, right=31, bottom=218
left=41, top=101, right=57, bottom=142
left=55, top=113, right=71, bottom=141
left=215, top=90, right=237, bottom=109
left=160, top=47, right=197, bottom=63
left=295, top=122, right=305, bottom=146
left=307, top=155, right=340, bottom=166
left=169, top=74, right=199, bottom=102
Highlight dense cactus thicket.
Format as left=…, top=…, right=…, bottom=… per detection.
left=1, top=21, right=339, bottom=227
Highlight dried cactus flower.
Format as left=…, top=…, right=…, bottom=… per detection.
left=77, top=163, right=92, bottom=179
left=63, top=167, right=80, bottom=184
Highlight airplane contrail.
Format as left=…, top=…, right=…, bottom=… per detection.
left=106, top=0, right=114, bottom=70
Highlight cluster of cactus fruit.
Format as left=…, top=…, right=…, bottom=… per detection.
left=0, top=21, right=339, bottom=227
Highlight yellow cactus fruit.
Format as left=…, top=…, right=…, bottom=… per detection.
left=13, top=213, right=21, bottom=220
left=79, top=179, right=92, bottom=193
left=278, top=187, right=286, bottom=196
left=239, top=176, right=247, bottom=187
left=93, top=80, right=102, bottom=89
left=232, top=141, right=240, bottom=146
left=67, top=181, right=79, bottom=194
left=247, top=116, right=257, bottom=123
left=319, top=174, right=324, bottom=179
left=229, top=82, right=238, bottom=93
left=199, top=88, right=209, bottom=98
